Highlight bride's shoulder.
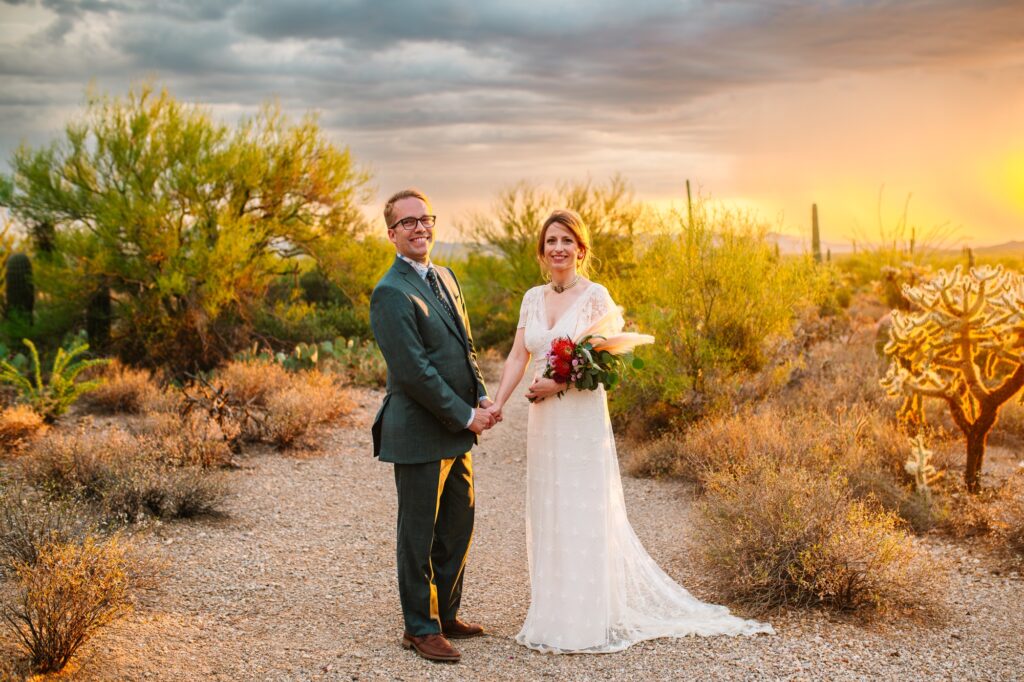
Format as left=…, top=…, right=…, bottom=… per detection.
left=584, top=280, right=611, bottom=299
left=523, top=284, right=545, bottom=301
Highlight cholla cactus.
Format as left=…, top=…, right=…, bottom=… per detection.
left=904, top=435, right=943, bottom=502
left=881, top=265, right=1024, bottom=492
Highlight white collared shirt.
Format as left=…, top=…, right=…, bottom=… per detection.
left=397, top=253, right=432, bottom=280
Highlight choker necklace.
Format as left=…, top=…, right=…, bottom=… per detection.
left=551, top=274, right=580, bottom=294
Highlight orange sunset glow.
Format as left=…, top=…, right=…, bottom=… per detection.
left=0, top=1, right=1023, bottom=246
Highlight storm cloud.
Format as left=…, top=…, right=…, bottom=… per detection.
left=1, top=0, right=1021, bottom=238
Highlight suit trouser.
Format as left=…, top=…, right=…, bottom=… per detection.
left=393, top=453, right=474, bottom=635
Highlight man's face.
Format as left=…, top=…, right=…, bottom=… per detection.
left=387, top=197, right=434, bottom=264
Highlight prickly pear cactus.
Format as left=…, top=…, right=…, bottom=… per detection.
left=881, top=265, right=1024, bottom=492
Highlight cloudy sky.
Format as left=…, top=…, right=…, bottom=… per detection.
left=1, top=0, right=1022, bottom=246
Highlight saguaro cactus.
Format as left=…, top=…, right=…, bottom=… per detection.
left=881, top=265, right=1024, bottom=492
left=4, top=252, right=34, bottom=323
left=811, top=203, right=822, bottom=263
left=86, top=285, right=112, bottom=349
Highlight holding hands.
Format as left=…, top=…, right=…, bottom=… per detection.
left=469, top=405, right=496, bottom=434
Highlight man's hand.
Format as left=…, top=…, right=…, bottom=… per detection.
left=468, top=407, right=496, bottom=434
left=481, top=399, right=503, bottom=424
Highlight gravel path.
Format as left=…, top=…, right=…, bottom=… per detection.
left=56, top=383, right=1024, bottom=681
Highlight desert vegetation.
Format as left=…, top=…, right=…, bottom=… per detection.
left=0, top=84, right=1021, bottom=674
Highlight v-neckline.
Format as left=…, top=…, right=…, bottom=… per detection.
left=541, top=283, right=594, bottom=331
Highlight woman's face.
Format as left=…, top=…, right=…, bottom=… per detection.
left=542, top=222, right=583, bottom=274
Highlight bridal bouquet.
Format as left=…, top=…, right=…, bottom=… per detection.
left=540, top=308, right=654, bottom=396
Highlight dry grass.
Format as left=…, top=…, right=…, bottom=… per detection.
left=22, top=428, right=227, bottom=525
left=214, top=362, right=356, bottom=449
left=0, top=405, right=47, bottom=453
left=79, top=360, right=161, bottom=415
left=0, top=483, right=91, bottom=574
left=692, top=459, right=946, bottom=617
left=261, top=371, right=355, bottom=448
left=215, top=359, right=290, bottom=408
left=0, top=534, right=152, bottom=674
left=131, top=411, right=234, bottom=469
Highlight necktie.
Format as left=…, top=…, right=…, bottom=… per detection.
left=426, top=268, right=458, bottom=324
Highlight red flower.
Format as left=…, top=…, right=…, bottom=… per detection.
left=552, top=337, right=575, bottom=361
left=553, top=358, right=572, bottom=378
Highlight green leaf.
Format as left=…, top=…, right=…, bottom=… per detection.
left=632, top=357, right=645, bottom=369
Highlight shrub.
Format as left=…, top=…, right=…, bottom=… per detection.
left=0, top=535, right=144, bottom=673
left=0, top=405, right=47, bottom=452
left=610, top=202, right=835, bottom=432
left=261, top=371, right=355, bottom=448
left=131, top=411, right=234, bottom=469
left=0, top=483, right=90, bottom=574
left=692, top=461, right=945, bottom=615
left=622, top=434, right=687, bottom=479
left=23, top=428, right=227, bottom=524
left=216, top=359, right=290, bottom=407
left=254, top=300, right=373, bottom=345
left=9, top=85, right=374, bottom=373
left=209, top=362, right=355, bottom=448
left=79, top=360, right=160, bottom=415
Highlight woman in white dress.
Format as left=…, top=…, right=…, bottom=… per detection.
left=489, top=209, right=773, bottom=654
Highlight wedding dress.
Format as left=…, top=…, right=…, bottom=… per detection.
left=514, top=282, right=774, bottom=654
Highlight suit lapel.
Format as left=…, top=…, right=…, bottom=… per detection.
left=435, top=267, right=469, bottom=340
left=392, top=258, right=467, bottom=346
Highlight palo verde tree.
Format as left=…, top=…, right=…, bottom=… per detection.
left=8, top=85, right=372, bottom=371
left=881, top=265, right=1024, bottom=492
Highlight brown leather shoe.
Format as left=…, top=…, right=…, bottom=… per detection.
left=401, top=632, right=461, bottom=662
left=441, top=618, right=485, bottom=639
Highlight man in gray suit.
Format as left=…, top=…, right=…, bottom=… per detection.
left=370, top=188, right=495, bottom=663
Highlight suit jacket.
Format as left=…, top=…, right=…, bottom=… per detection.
left=369, top=256, right=488, bottom=464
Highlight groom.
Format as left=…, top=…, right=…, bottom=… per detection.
left=370, top=188, right=495, bottom=663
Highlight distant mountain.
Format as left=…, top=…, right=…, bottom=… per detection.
left=765, top=232, right=853, bottom=256
left=971, top=240, right=1024, bottom=256
left=432, top=237, right=1021, bottom=261
left=431, top=241, right=481, bottom=261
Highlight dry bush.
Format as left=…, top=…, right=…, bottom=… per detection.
left=779, top=328, right=889, bottom=411
left=0, top=483, right=91, bottom=574
left=79, top=360, right=161, bottom=415
left=622, top=435, right=687, bottom=479
left=0, top=405, right=47, bottom=453
left=671, top=404, right=906, bottom=486
left=22, top=428, right=227, bottom=524
left=0, top=535, right=149, bottom=674
left=994, top=475, right=1024, bottom=558
left=692, top=460, right=946, bottom=616
left=640, top=403, right=952, bottom=534
left=215, top=359, right=289, bottom=407
left=992, top=398, right=1024, bottom=445
left=261, top=371, right=355, bottom=448
left=131, top=411, right=234, bottom=468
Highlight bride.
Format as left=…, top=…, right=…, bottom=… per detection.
left=488, top=209, right=773, bottom=653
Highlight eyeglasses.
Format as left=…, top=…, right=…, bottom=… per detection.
left=389, top=215, right=437, bottom=231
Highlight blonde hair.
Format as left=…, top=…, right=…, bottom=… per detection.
left=383, top=188, right=431, bottom=229
left=537, top=209, right=592, bottom=276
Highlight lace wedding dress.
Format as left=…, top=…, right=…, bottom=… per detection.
left=514, top=283, right=774, bottom=654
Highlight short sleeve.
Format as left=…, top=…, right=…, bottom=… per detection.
left=576, top=285, right=624, bottom=337
left=517, top=287, right=536, bottom=329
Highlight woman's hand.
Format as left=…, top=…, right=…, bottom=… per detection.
left=525, top=377, right=565, bottom=403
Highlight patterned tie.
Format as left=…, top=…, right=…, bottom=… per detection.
left=426, top=268, right=458, bottom=324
